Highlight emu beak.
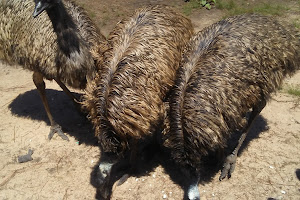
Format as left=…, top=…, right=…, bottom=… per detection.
left=33, top=1, right=49, bottom=18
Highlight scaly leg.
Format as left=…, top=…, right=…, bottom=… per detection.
left=33, top=72, right=69, bottom=141
left=54, top=78, right=83, bottom=113
left=117, top=139, right=139, bottom=186
left=219, top=99, right=266, bottom=180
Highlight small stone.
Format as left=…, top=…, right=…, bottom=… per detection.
left=163, top=194, right=167, bottom=199
left=135, top=178, right=139, bottom=181
left=18, top=149, right=33, bottom=163
left=281, top=190, right=286, bottom=194
left=269, top=165, right=274, bottom=169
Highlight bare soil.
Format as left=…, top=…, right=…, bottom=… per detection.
left=0, top=1, right=299, bottom=200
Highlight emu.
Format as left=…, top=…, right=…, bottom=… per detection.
left=83, top=5, right=194, bottom=199
left=163, top=14, right=300, bottom=200
left=0, top=0, right=107, bottom=140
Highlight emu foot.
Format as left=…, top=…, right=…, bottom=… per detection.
left=219, top=153, right=237, bottom=181
left=48, top=124, right=69, bottom=141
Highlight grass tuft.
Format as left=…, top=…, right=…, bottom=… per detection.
left=182, top=0, right=216, bottom=16
left=287, top=87, right=300, bottom=97
left=183, top=0, right=202, bottom=16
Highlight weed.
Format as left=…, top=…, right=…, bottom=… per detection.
left=287, top=87, right=300, bottom=97
left=183, top=0, right=216, bottom=15
left=280, top=85, right=300, bottom=97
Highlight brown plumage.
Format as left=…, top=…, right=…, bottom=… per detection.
left=84, top=5, right=193, bottom=153
left=0, top=0, right=107, bottom=140
left=83, top=5, right=193, bottom=198
left=163, top=14, right=300, bottom=200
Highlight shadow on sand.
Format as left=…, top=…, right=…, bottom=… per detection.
left=90, top=115, right=269, bottom=199
left=8, top=89, right=97, bottom=145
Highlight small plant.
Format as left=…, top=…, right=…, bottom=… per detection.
left=281, top=85, right=300, bottom=97
left=183, top=0, right=216, bottom=15
left=287, top=87, right=300, bottom=97
left=200, top=0, right=216, bottom=10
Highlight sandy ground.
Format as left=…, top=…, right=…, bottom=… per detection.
left=0, top=0, right=299, bottom=200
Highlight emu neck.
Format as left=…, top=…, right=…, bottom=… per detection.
left=46, top=3, right=80, bottom=57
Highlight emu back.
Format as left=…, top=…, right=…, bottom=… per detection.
left=84, top=5, right=194, bottom=154
left=165, top=13, right=300, bottom=171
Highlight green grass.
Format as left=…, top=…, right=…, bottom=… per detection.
left=287, top=87, right=300, bottom=97
left=182, top=0, right=290, bottom=17
left=183, top=0, right=203, bottom=16
left=182, top=0, right=216, bottom=16
left=216, top=0, right=236, bottom=10
left=292, top=19, right=300, bottom=29
left=252, top=3, right=289, bottom=16
left=216, top=0, right=289, bottom=17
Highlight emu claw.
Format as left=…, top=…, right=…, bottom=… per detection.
left=219, top=153, right=237, bottom=181
left=48, top=124, right=69, bottom=141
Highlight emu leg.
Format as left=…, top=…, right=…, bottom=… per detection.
left=32, top=72, right=69, bottom=141
left=219, top=99, right=266, bottom=180
left=54, top=78, right=82, bottom=113
left=117, top=139, right=138, bottom=186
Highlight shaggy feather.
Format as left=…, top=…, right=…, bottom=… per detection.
left=83, top=5, right=194, bottom=154
left=164, top=14, right=300, bottom=170
left=0, top=0, right=106, bottom=89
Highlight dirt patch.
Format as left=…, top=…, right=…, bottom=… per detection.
left=0, top=1, right=299, bottom=200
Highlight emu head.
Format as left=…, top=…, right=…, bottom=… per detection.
left=33, top=0, right=61, bottom=17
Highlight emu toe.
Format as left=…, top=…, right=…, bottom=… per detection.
left=219, top=153, right=237, bottom=181
left=48, top=124, right=69, bottom=141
